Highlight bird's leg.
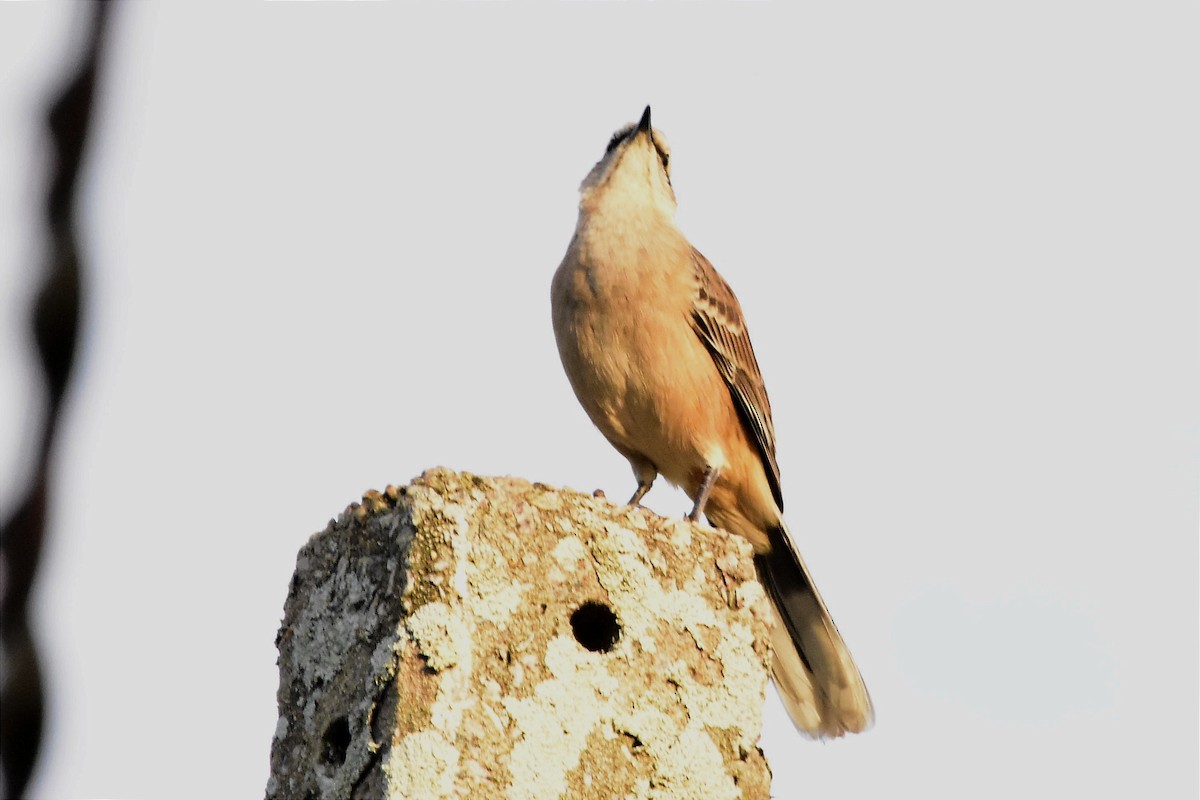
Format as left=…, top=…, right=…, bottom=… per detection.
left=628, top=481, right=653, bottom=506
left=686, top=465, right=719, bottom=522
left=627, top=458, right=658, bottom=507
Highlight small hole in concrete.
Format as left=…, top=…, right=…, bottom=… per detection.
left=321, top=716, right=351, bottom=766
left=571, top=601, right=620, bottom=653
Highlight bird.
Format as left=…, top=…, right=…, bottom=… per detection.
left=550, top=106, right=873, bottom=738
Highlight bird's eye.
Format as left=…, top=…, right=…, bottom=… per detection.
left=652, top=142, right=670, bottom=174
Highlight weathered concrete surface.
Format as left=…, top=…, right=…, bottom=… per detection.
left=267, top=468, right=774, bottom=800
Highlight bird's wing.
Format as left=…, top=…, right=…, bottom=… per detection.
left=688, top=247, right=783, bottom=510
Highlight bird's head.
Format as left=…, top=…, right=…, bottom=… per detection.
left=579, top=106, right=676, bottom=216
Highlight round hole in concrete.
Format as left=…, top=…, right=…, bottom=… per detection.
left=570, top=601, right=621, bottom=653
left=321, top=716, right=350, bottom=766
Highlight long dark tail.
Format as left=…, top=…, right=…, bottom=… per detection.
left=754, top=521, right=873, bottom=738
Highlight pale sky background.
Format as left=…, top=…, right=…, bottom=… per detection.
left=2, top=3, right=1197, bottom=799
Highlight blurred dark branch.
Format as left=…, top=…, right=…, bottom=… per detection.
left=0, top=4, right=111, bottom=797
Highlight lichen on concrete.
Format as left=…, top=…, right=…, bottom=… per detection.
left=406, top=602, right=470, bottom=672
left=503, top=636, right=622, bottom=800
left=383, top=730, right=460, bottom=800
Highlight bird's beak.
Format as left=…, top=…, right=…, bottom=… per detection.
left=637, top=105, right=652, bottom=135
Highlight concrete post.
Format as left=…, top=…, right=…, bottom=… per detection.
left=267, top=468, right=774, bottom=800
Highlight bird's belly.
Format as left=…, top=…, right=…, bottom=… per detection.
left=561, top=295, right=733, bottom=490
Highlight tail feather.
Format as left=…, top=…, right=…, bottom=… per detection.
left=754, top=522, right=873, bottom=738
